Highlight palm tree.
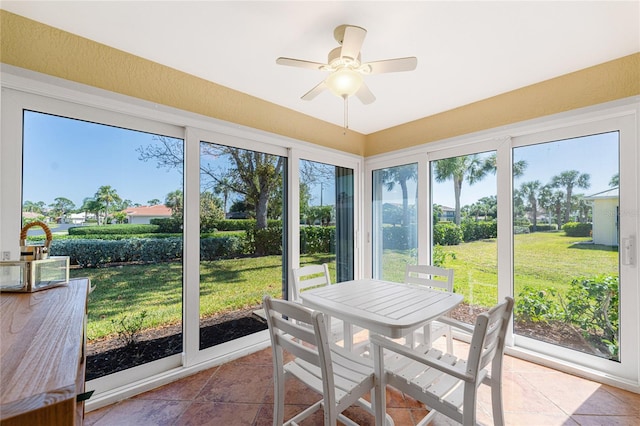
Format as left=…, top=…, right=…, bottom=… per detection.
left=147, top=198, right=161, bottom=206
left=165, top=189, right=183, bottom=219
left=81, top=197, right=105, bottom=225
left=433, top=155, right=494, bottom=225
left=609, top=173, right=619, bottom=188
left=95, top=185, right=122, bottom=221
left=550, top=170, right=590, bottom=225
left=519, top=180, right=542, bottom=230
left=382, top=164, right=417, bottom=227
left=213, top=177, right=233, bottom=215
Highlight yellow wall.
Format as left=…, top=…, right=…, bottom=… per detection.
left=2, top=10, right=639, bottom=158
left=366, top=53, right=640, bottom=156
left=0, top=11, right=366, bottom=155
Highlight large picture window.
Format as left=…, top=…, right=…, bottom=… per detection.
left=22, top=110, right=184, bottom=379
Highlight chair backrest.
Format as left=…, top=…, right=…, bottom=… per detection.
left=262, top=295, right=335, bottom=406
left=465, top=296, right=514, bottom=379
left=291, top=264, right=331, bottom=302
left=404, top=264, right=454, bottom=292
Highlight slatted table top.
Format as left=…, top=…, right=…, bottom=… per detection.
left=301, top=279, right=463, bottom=339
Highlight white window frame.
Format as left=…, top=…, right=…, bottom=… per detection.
left=1, top=65, right=365, bottom=408
left=364, top=96, right=640, bottom=392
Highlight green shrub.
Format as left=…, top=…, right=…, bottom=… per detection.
left=200, top=236, right=244, bottom=260
left=433, top=222, right=462, bottom=246
left=461, top=220, right=497, bottom=242
left=515, top=286, right=561, bottom=323
left=563, top=222, right=592, bottom=237
left=300, top=226, right=334, bottom=254
left=563, top=275, right=619, bottom=357
left=150, top=218, right=182, bottom=233
left=212, top=219, right=281, bottom=231
left=432, top=244, right=456, bottom=267
left=529, top=224, right=557, bottom=232
left=244, top=227, right=282, bottom=256
left=515, top=275, right=619, bottom=359
left=69, top=224, right=160, bottom=235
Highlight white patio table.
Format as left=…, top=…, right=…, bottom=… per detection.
left=300, top=279, right=463, bottom=425
left=300, top=278, right=463, bottom=341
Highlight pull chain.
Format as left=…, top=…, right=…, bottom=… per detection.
left=343, top=95, right=348, bottom=135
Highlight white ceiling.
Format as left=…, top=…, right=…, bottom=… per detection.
left=3, top=1, right=639, bottom=134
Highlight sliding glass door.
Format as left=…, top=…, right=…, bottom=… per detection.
left=430, top=151, right=498, bottom=323
left=511, top=115, right=638, bottom=380
left=198, top=140, right=286, bottom=350
left=299, top=159, right=354, bottom=283
left=371, top=163, right=418, bottom=282
left=22, top=109, right=184, bottom=381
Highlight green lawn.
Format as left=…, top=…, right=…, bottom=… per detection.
left=73, top=231, right=618, bottom=342
left=71, top=253, right=334, bottom=341
left=380, top=231, right=618, bottom=308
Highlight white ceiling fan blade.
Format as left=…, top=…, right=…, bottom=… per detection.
left=364, top=57, right=418, bottom=74
left=301, top=81, right=328, bottom=100
left=276, top=57, right=326, bottom=71
left=355, top=83, right=376, bottom=105
left=339, top=26, right=366, bottom=60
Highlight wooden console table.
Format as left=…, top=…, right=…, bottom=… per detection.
left=1, top=278, right=90, bottom=425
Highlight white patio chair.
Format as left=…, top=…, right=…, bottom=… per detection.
left=404, top=264, right=455, bottom=352
left=371, top=297, right=514, bottom=426
left=292, top=264, right=357, bottom=351
left=262, top=295, right=389, bottom=426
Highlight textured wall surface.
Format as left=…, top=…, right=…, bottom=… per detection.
left=1, top=10, right=637, bottom=158
left=365, top=53, right=640, bottom=156
left=0, top=11, right=366, bottom=155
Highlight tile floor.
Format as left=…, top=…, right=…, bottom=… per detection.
left=85, top=340, right=640, bottom=426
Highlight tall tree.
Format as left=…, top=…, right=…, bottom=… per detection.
left=49, top=197, right=76, bottom=219
left=382, top=164, right=417, bottom=227
left=147, top=198, right=161, bottom=206
left=433, top=155, right=494, bottom=225
left=550, top=170, right=590, bottom=225
left=165, top=189, right=184, bottom=219
left=95, top=185, right=122, bottom=220
left=519, top=180, right=542, bottom=230
left=138, top=137, right=283, bottom=230
left=81, top=197, right=104, bottom=225
left=213, top=177, right=233, bottom=215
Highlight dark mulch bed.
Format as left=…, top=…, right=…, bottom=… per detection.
left=86, top=307, right=267, bottom=380
left=86, top=302, right=607, bottom=380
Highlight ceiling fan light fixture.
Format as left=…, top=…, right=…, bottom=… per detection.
left=325, top=68, right=363, bottom=98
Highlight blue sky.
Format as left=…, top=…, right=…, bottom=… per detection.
left=383, top=132, right=618, bottom=209
left=23, top=111, right=183, bottom=208
left=23, top=111, right=618, bottom=211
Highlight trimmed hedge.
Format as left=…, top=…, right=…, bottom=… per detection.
left=529, top=224, right=558, bottom=232
left=461, top=220, right=497, bottom=242
left=563, top=222, right=592, bottom=237
left=68, top=224, right=160, bottom=235
left=50, top=236, right=245, bottom=267
left=301, top=226, right=335, bottom=254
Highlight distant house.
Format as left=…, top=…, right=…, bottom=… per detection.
left=66, top=212, right=87, bottom=224
left=439, top=205, right=455, bottom=222
left=585, top=187, right=619, bottom=246
left=124, top=205, right=172, bottom=225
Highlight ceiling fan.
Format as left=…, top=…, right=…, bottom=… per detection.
left=276, top=24, right=418, bottom=105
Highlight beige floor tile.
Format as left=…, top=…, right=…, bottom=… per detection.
left=174, top=401, right=260, bottom=426
left=89, top=399, right=190, bottom=426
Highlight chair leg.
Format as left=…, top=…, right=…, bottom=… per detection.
left=445, top=325, right=453, bottom=354
left=490, top=374, right=505, bottom=426
left=372, top=342, right=388, bottom=426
